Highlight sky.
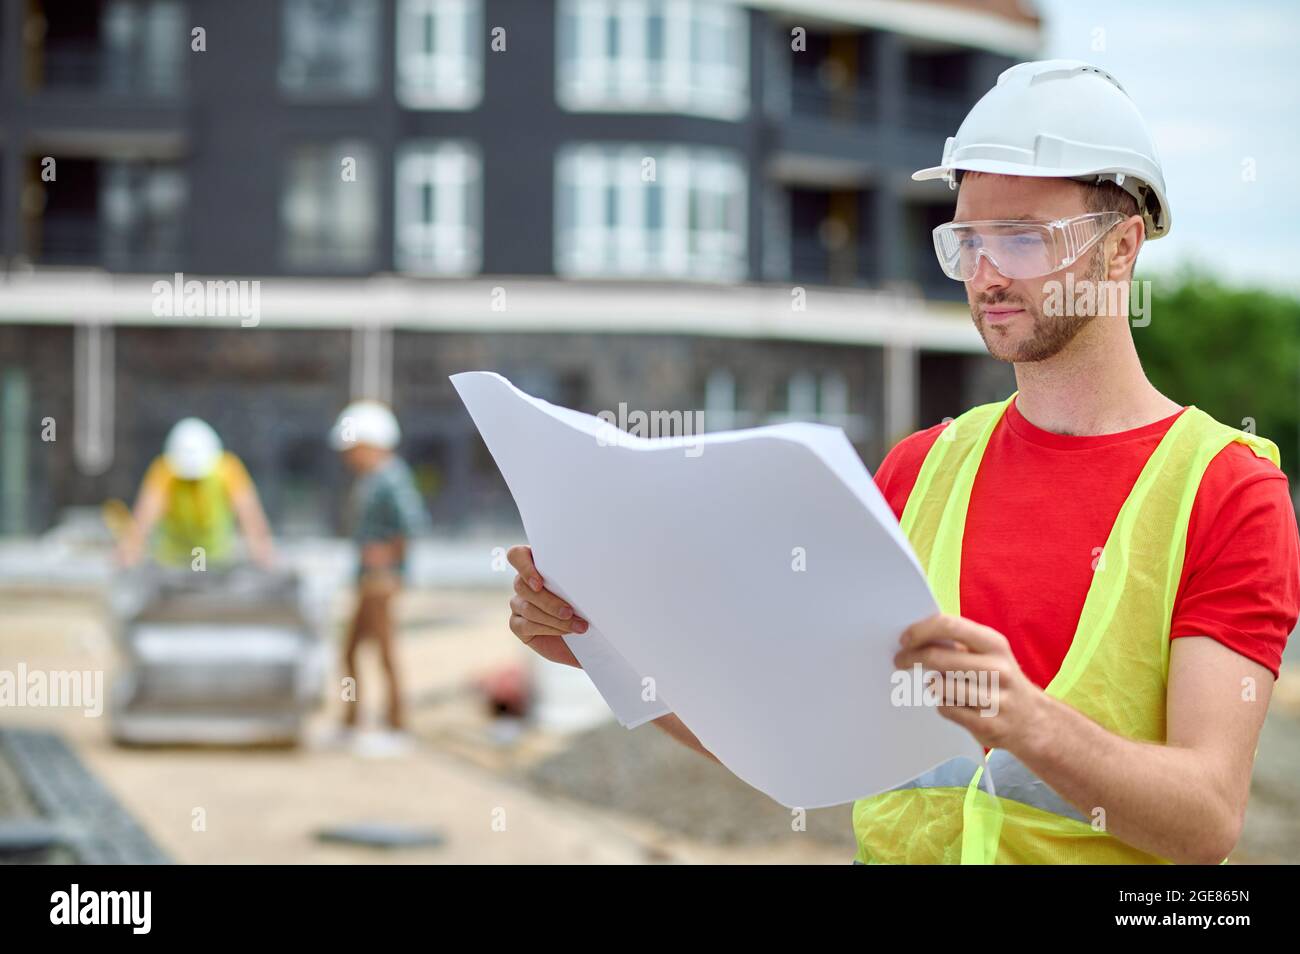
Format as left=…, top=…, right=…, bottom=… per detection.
left=1035, top=0, right=1300, bottom=291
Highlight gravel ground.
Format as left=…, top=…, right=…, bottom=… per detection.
left=528, top=720, right=857, bottom=850
left=5, top=583, right=1299, bottom=864
left=528, top=702, right=1300, bottom=862
left=1237, top=705, right=1300, bottom=863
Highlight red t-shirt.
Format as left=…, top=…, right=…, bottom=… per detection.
left=873, top=396, right=1300, bottom=683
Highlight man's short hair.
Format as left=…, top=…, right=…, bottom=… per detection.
left=1079, top=179, right=1140, bottom=222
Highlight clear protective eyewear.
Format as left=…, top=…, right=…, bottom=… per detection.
left=932, top=211, right=1125, bottom=281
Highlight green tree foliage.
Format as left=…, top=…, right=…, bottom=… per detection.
left=1134, top=270, right=1300, bottom=490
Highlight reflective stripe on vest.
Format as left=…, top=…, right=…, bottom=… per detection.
left=852, top=393, right=1282, bottom=864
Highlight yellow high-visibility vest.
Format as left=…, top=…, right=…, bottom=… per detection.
left=142, top=451, right=251, bottom=566
left=852, top=392, right=1281, bottom=864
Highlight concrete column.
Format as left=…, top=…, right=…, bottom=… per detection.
left=73, top=322, right=115, bottom=476
left=871, top=184, right=906, bottom=287
left=350, top=324, right=393, bottom=403
left=968, top=51, right=1008, bottom=102
left=883, top=342, right=918, bottom=445
left=1, top=368, right=30, bottom=533
left=0, top=0, right=28, bottom=259
left=870, top=32, right=907, bottom=285
left=871, top=31, right=904, bottom=130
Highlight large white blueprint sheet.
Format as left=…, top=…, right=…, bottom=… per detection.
left=452, top=371, right=980, bottom=808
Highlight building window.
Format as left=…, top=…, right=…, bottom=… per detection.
left=100, top=161, right=188, bottom=268
left=282, top=141, right=378, bottom=269
left=773, top=370, right=864, bottom=438
left=557, top=0, right=749, bottom=120
left=394, top=141, right=482, bottom=275
left=396, top=0, right=483, bottom=109
left=105, top=0, right=185, bottom=95
left=786, top=371, right=818, bottom=418
left=704, top=368, right=737, bottom=431
left=280, top=0, right=379, bottom=99
left=820, top=370, right=849, bottom=420
left=556, top=144, right=747, bottom=280
left=36, top=0, right=185, bottom=96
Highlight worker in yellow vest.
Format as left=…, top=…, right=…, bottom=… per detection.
left=499, top=60, right=1300, bottom=864
left=118, top=417, right=275, bottom=569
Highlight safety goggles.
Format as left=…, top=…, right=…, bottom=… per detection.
left=932, top=211, right=1124, bottom=281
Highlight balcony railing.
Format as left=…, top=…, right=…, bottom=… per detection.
left=788, top=72, right=878, bottom=124
left=36, top=216, right=182, bottom=269
left=914, top=268, right=967, bottom=302
left=790, top=233, right=876, bottom=287
left=903, top=86, right=971, bottom=134
left=36, top=216, right=100, bottom=265
left=41, top=42, right=182, bottom=97
left=785, top=72, right=977, bottom=139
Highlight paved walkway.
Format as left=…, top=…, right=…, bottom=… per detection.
left=0, top=586, right=847, bottom=864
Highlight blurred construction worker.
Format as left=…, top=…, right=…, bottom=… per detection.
left=330, top=400, right=429, bottom=736
left=118, top=417, right=275, bottom=569
left=501, top=61, right=1300, bottom=864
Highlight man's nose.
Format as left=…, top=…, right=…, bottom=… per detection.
left=967, top=251, right=1011, bottom=296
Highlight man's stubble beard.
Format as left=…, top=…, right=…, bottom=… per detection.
left=971, top=248, right=1106, bottom=364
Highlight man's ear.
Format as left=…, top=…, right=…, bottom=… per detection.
left=1106, top=215, right=1144, bottom=280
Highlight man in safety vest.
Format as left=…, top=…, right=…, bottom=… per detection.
left=499, top=61, right=1300, bottom=863
left=118, top=417, right=275, bottom=569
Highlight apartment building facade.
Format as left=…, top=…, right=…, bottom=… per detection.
left=0, top=0, right=1036, bottom=534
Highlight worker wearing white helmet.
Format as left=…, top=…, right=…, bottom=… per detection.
left=502, top=60, right=1300, bottom=864
left=329, top=399, right=402, bottom=453
left=119, top=417, right=275, bottom=568
left=330, top=400, right=429, bottom=738
left=913, top=60, right=1172, bottom=240
left=847, top=61, right=1298, bottom=864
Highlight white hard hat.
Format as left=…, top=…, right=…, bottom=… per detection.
left=330, top=400, right=401, bottom=451
left=913, top=60, right=1171, bottom=239
left=165, top=417, right=223, bottom=479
